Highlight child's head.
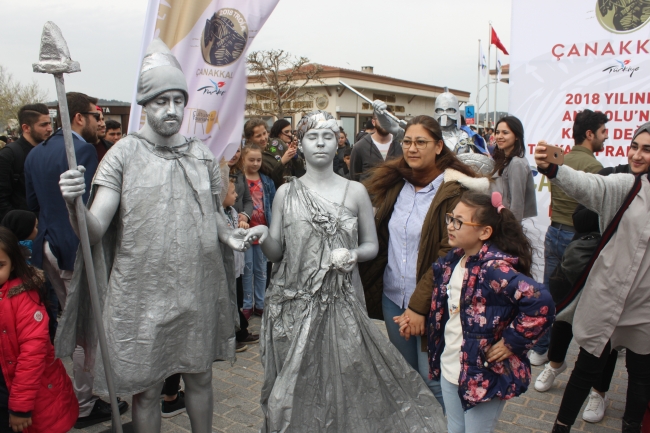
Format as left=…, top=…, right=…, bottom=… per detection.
left=241, top=144, right=263, bottom=174
left=447, top=191, right=533, bottom=276
left=343, top=148, right=351, bottom=168
left=223, top=177, right=238, bottom=208
left=0, top=227, right=47, bottom=302
left=1, top=210, right=38, bottom=241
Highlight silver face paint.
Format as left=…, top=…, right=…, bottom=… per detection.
left=143, top=90, right=186, bottom=138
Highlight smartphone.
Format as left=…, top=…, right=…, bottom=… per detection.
left=545, top=144, right=565, bottom=165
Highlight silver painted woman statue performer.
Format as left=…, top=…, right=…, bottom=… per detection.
left=256, top=110, right=440, bottom=432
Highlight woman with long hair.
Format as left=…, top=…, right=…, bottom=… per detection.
left=491, top=116, right=537, bottom=221
left=360, top=115, right=490, bottom=409
left=267, top=118, right=305, bottom=181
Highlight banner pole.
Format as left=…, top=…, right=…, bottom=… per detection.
left=477, top=39, right=481, bottom=122
left=487, top=23, right=492, bottom=127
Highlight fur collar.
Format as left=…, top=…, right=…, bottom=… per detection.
left=6, top=269, right=45, bottom=298
left=443, top=168, right=490, bottom=193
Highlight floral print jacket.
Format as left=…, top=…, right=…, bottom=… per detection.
left=427, top=243, right=555, bottom=410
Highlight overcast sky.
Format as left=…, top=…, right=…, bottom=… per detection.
left=1, top=0, right=511, bottom=112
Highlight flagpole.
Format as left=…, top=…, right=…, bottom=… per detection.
left=494, top=57, right=498, bottom=126
left=486, top=23, right=491, bottom=128
left=476, top=39, right=481, bottom=118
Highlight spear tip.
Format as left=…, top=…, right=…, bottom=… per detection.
left=32, top=21, right=81, bottom=74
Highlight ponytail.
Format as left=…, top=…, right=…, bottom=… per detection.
left=459, top=191, right=533, bottom=277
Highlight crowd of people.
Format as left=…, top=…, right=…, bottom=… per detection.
left=0, top=84, right=649, bottom=433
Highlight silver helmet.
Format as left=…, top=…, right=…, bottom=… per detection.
left=434, top=88, right=460, bottom=128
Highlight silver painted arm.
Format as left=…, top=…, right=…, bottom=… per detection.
left=258, top=184, right=287, bottom=263
left=60, top=168, right=119, bottom=245
left=372, top=100, right=405, bottom=142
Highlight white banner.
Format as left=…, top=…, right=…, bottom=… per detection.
left=128, top=0, right=280, bottom=159
left=509, top=0, right=650, bottom=279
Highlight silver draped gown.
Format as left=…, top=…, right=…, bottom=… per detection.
left=260, top=179, right=439, bottom=433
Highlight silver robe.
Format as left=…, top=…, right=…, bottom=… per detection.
left=260, top=179, right=439, bottom=433
left=54, top=135, right=237, bottom=396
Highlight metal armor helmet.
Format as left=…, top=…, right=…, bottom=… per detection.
left=434, top=88, right=460, bottom=128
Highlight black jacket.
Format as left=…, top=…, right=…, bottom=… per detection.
left=0, top=136, right=35, bottom=221
left=349, top=134, right=403, bottom=182
left=231, top=169, right=253, bottom=221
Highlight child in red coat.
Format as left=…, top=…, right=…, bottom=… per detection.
left=0, top=227, right=78, bottom=432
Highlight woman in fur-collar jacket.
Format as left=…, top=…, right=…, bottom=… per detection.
left=360, top=115, right=490, bottom=409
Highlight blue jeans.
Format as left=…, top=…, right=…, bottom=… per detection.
left=441, top=376, right=506, bottom=433
left=534, top=225, right=575, bottom=354
left=382, top=292, right=445, bottom=411
left=243, top=244, right=266, bottom=310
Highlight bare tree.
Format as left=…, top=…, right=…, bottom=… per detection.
left=0, top=65, right=49, bottom=132
left=246, top=50, right=323, bottom=119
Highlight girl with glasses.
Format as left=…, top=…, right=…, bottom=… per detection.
left=399, top=191, right=554, bottom=433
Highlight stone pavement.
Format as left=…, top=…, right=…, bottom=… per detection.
left=70, top=316, right=628, bottom=433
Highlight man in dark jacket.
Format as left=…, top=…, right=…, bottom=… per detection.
left=24, top=91, right=127, bottom=427
left=0, top=103, right=52, bottom=221
left=91, top=108, right=113, bottom=162
left=350, top=112, right=403, bottom=182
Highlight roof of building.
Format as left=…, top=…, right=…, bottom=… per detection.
left=248, top=64, right=470, bottom=98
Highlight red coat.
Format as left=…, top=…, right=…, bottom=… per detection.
left=0, top=277, right=78, bottom=432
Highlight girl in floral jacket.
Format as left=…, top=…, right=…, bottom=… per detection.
left=416, top=191, right=554, bottom=432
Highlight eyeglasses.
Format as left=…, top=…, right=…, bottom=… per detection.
left=81, top=112, right=101, bottom=121
left=445, top=213, right=484, bottom=230
left=401, top=139, right=434, bottom=149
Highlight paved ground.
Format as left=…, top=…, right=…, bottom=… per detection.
left=70, top=316, right=628, bottom=433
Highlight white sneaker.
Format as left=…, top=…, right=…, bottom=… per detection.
left=529, top=350, right=549, bottom=366
left=582, top=390, right=609, bottom=423
left=534, top=362, right=567, bottom=392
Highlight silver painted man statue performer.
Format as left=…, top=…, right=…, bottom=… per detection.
left=255, top=110, right=439, bottom=432
left=57, top=39, right=263, bottom=432
left=373, top=89, right=494, bottom=175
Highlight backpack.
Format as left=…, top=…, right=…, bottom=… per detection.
left=6, top=141, right=26, bottom=189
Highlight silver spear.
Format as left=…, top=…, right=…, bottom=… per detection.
left=32, top=21, right=123, bottom=433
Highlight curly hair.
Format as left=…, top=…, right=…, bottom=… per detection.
left=459, top=191, right=533, bottom=277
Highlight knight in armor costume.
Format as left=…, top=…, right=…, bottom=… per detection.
left=56, top=39, right=264, bottom=433
left=373, top=89, right=494, bottom=175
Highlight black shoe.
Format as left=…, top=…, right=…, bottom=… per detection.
left=161, top=391, right=186, bottom=418
left=238, top=333, right=260, bottom=345
left=74, top=397, right=129, bottom=428
left=236, top=341, right=248, bottom=352
left=551, top=422, right=571, bottom=433
left=622, top=419, right=641, bottom=433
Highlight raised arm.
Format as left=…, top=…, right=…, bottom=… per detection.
left=535, top=143, right=635, bottom=229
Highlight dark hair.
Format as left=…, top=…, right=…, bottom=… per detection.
left=492, top=116, right=525, bottom=176
left=459, top=191, right=533, bottom=277
left=573, top=109, right=609, bottom=145
left=364, top=120, right=374, bottom=130
left=243, top=118, right=267, bottom=140
left=0, top=227, right=47, bottom=304
left=17, top=103, right=50, bottom=130
left=365, top=115, right=476, bottom=201
left=64, top=92, right=98, bottom=123
left=270, top=119, right=291, bottom=139
left=343, top=148, right=352, bottom=157
left=105, top=120, right=121, bottom=131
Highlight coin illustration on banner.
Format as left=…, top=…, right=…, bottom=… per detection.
left=596, top=0, right=650, bottom=34
left=201, top=8, right=248, bottom=66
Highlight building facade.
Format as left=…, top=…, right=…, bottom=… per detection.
left=246, top=65, right=470, bottom=137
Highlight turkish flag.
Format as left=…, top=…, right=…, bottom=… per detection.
left=491, top=27, right=509, bottom=55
